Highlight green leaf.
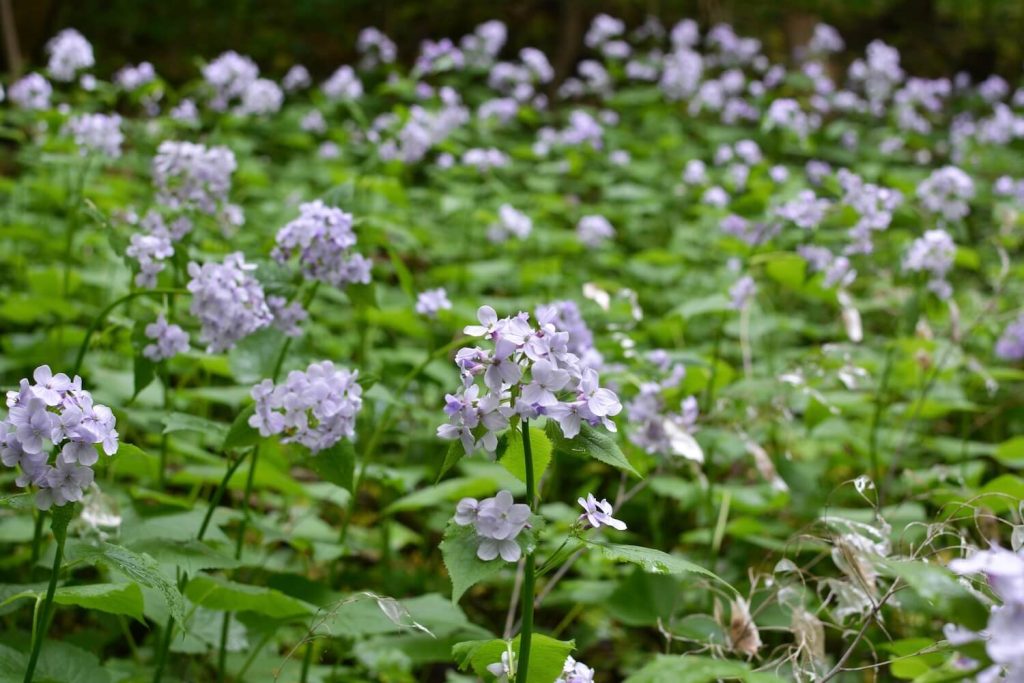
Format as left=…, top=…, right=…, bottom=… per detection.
left=0, top=640, right=112, bottom=683
left=994, top=436, right=1024, bottom=468
left=500, top=426, right=553, bottom=485
left=440, top=523, right=512, bottom=603
left=64, top=540, right=185, bottom=624
left=221, top=404, right=259, bottom=451
left=52, top=582, right=145, bottom=622
left=126, top=538, right=241, bottom=574
left=436, top=441, right=466, bottom=483
left=546, top=422, right=640, bottom=477
left=453, top=634, right=574, bottom=683
left=877, top=558, right=987, bottom=631
left=623, top=655, right=785, bottom=682
left=184, top=575, right=314, bottom=619
left=162, top=412, right=229, bottom=441
left=133, top=352, right=156, bottom=399
left=307, top=441, right=356, bottom=491
left=588, top=542, right=725, bottom=585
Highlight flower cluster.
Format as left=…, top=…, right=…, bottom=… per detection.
left=773, top=190, right=831, bottom=230
left=996, top=314, right=1024, bottom=362
left=237, top=78, right=283, bottom=116
left=323, top=65, right=363, bottom=101
left=946, top=546, right=1024, bottom=680
left=64, top=113, right=124, bottom=158
left=202, top=51, right=259, bottom=110
left=143, top=314, right=190, bottom=362
left=626, top=353, right=701, bottom=460
left=1, top=366, right=118, bottom=509
left=415, top=288, right=452, bottom=318
left=249, top=361, right=363, bottom=453
left=152, top=141, right=238, bottom=215
left=454, top=490, right=530, bottom=562
left=272, top=200, right=372, bottom=288
left=837, top=170, right=902, bottom=255
left=535, top=300, right=602, bottom=370
left=46, top=29, right=94, bottom=82
left=115, top=61, right=156, bottom=90
left=902, top=229, right=956, bottom=299
left=187, top=252, right=273, bottom=352
left=576, top=214, right=615, bottom=247
left=487, top=204, right=533, bottom=243
left=9, top=73, right=52, bottom=110
left=437, top=306, right=622, bottom=457
left=357, top=27, right=397, bottom=69
left=916, top=165, right=975, bottom=222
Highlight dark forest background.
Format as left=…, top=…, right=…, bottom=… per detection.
left=4, top=0, right=1024, bottom=84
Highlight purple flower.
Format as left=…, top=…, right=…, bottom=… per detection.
left=272, top=200, right=372, bottom=288
left=143, top=314, right=190, bottom=362
left=578, top=493, right=626, bottom=530
left=187, top=252, right=273, bottom=352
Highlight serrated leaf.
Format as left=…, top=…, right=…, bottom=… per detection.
left=440, top=523, right=515, bottom=603
left=546, top=422, right=639, bottom=477
left=588, top=542, right=725, bottom=585
left=64, top=540, right=185, bottom=624
left=221, top=404, right=259, bottom=451
left=308, top=440, right=356, bottom=491
left=184, top=574, right=314, bottom=619
left=126, top=538, right=241, bottom=574
left=500, top=427, right=553, bottom=485
left=453, top=633, right=574, bottom=683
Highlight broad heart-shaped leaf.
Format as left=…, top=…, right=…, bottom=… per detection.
left=126, top=538, right=241, bottom=575
left=307, top=441, right=356, bottom=491
left=441, top=522, right=531, bottom=603
left=64, top=540, right=184, bottom=624
left=221, top=404, right=259, bottom=451
left=623, top=655, right=785, bottom=683
left=545, top=422, right=640, bottom=477
left=588, top=542, right=727, bottom=586
left=0, top=640, right=112, bottom=683
left=499, top=426, right=553, bottom=485
left=162, top=412, right=229, bottom=442
left=184, top=574, right=314, bottom=619
left=453, top=634, right=574, bottom=683
left=877, top=558, right=987, bottom=631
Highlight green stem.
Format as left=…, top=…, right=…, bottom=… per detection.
left=216, top=612, right=231, bottom=683
left=337, top=337, right=469, bottom=548
left=868, top=344, right=895, bottom=504
left=299, top=640, right=315, bottom=683
left=23, top=513, right=69, bottom=683
left=197, top=452, right=250, bottom=542
left=28, top=510, right=45, bottom=568
left=72, top=288, right=188, bottom=376
left=516, top=419, right=536, bottom=682
left=152, top=614, right=175, bottom=683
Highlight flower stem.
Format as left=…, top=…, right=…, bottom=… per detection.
left=299, top=640, right=315, bottom=683
left=23, top=505, right=73, bottom=683
left=516, top=419, right=536, bottom=682
left=72, top=288, right=188, bottom=377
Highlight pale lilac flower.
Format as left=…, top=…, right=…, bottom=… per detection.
left=248, top=361, right=362, bottom=452
left=730, top=275, right=756, bottom=310
left=323, top=65, right=363, bottom=100
left=116, top=62, right=155, bottom=91
left=774, top=190, right=830, bottom=229
left=415, top=288, right=452, bottom=318
left=152, top=141, right=237, bottom=215
left=461, top=21, right=507, bottom=67
left=578, top=493, right=626, bottom=530
left=903, top=229, right=956, bottom=299
left=462, top=148, right=509, bottom=170
left=143, top=314, right=190, bottom=361
left=170, top=99, right=199, bottom=124
left=916, top=166, right=975, bottom=222
left=187, top=252, right=273, bottom=352
left=456, top=490, right=531, bottom=562
left=488, top=204, right=532, bottom=242
left=357, top=27, right=397, bottom=68
left=996, top=314, right=1024, bottom=362
left=585, top=14, right=625, bottom=48
left=203, top=51, right=259, bottom=110
left=237, top=78, right=283, bottom=116
left=64, top=113, right=124, bottom=158
left=576, top=215, right=615, bottom=247
left=126, top=228, right=174, bottom=289
left=487, top=651, right=515, bottom=682
left=557, top=656, right=596, bottom=683
left=46, top=29, right=94, bottom=82
left=9, top=73, right=52, bottom=110
left=1, top=366, right=118, bottom=509
left=301, top=110, right=327, bottom=134
left=267, top=296, right=308, bottom=337
left=282, top=65, right=311, bottom=92
left=272, top=200, right=372, bottom=288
